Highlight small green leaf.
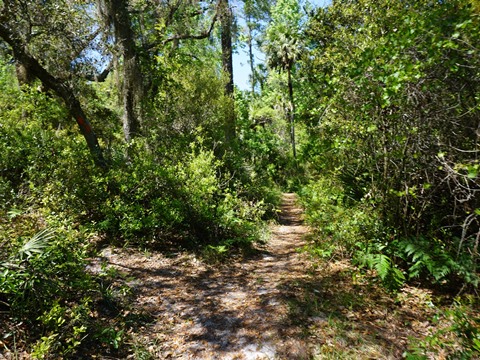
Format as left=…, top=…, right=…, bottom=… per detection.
left=7, top=208, right=23, bottom=219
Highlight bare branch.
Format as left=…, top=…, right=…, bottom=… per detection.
left=162, top=12, right=217, bottom=45
left=84, top=60, right=113, bottom=82
left=144, top=1, right=219, bottom=51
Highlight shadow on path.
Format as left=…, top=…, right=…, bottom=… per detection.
left=87, top=193, right=431, bottom=359
left=89, top=193, right=311, bottom=359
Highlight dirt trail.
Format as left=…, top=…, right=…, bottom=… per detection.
left=92, top=193, right=313, bottom=359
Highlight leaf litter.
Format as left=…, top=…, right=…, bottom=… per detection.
left=86, top=193, right=446, bottom=359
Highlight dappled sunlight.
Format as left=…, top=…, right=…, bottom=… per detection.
left=87, top=193, right=312, bottom=358
left=279, top=258, right=438, bottom=359
left=85, top=193, right=439, bottom=359
left=83, top=194, right=446, bottom=359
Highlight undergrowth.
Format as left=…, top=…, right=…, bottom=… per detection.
left=300, top=175, right=480, bottom=357
left=405, top=298, right=480, bottom=359
left=0, top=217, right=93, bottom=357
left=0, top=61, right=281, bottom=358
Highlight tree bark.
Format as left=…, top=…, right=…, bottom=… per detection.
left=107, top=0, right=143, bottom=142
left=247, top=18, right=256, bottom=95
left=287, top=66, right=296, bottom=158
left=220, top=0, right=235, bottom=141
left=14, top=60, right=35, bottom=86
left=0, top=23, right=107, bottom=168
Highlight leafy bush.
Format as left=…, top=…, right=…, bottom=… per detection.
left=393, top=236, right=479, bottom=288
left=0, top=223, right=97, bottom=357
left=405, top=300, right=480, bottom=359
left=300, top=0, right=480, bottom=291
left=0, top=94, right=268, bottom=250
left=0, top=55, right=273, bottom=251
left=85, top=139, right=269, bottom=249
left=300, top=176, right=406, bottom=290
left=354, top=245, right=406, bottom=292
left=300, top=177, right=381, bottom=254
left=301, top=175, right=480, bottom=291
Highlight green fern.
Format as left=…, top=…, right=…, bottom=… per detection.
left=356, top=251, right=406, bottom=291
left=396, top=237, right=455, bottom=282
left=374, top=254, right=391, bottom=280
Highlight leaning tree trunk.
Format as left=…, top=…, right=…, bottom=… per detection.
left=0, top=23, right=107, bottom=168
left=220, top=0, right=236, bottom=142
left=14, top=60, right=35, bottom=86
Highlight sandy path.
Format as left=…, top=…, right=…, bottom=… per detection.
left=92, top=193, right=313, bottom=359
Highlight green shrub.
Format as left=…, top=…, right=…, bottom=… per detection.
left=300, top=177, right=381, bottom=254
left=393, top=236, right=479, bottom=288
left=354, top=245, right=406, bottom=292
left=0, top=224, right=97, bottom=357
left=301, top=176, right=479, bottom=291
left=405, top=300, right=480, bottom=359
left=89, top=140, right=268, bottom=248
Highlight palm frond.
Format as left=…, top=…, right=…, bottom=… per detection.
left=18, top=228, right=55, bottom=260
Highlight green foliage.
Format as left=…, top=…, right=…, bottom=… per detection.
left=31, top=298, right=90, bottom=358
left=264, top=0, right=303, bottom=71
left=0, top=223, right=97, bottom=357
left=16, top=228, right=55, bottom=260
left=88, top=139, right=269, bottom=248
left=2, top=0, right=479, bottom=356
left=150, top=57, right=226, bottom=148
left=300, top=176, right=406, bottom=290
left=300, top=177, right=381, bottom=254
left=95, top=327, right=124, bottom=350
left=406, top=300, right=480, bottom=359
left=0, top=1, right=286, bottom=357
left=354, top=249, right=406, bottom=292
left=0, top=60, right=269, bottom=251
left=236, top=84, right=302, bottom=192
left=300, top=0, right=480, bottom=290
left=394, top=237, right=479, bottom=287
left=1, top=227, right=89, bottom=312
left=301, top=176, right=479, bottom=291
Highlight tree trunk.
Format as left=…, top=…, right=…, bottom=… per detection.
left=246, top=16, right=255, bottom=95
left=0, top=23, right=107, bottom=168
left=220, top=0, right=235, bottom=141
left=107, top=0, right=143, bottom=142
left=287, top=66, right=296, bottom=158
left=14, top=60, right=35, bottom=86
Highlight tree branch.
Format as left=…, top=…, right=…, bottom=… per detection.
left=84, top=60, right=113, bottom=82
left=0, top=21, right=107, bottom=168
left=144, top=4, right=219, bottom=51
left=162, top=12, right=217, bottom=45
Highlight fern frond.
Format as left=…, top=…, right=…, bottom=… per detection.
left=374, top=254, right=391, bottom=280
left=409, top=261, right=423, bottom=279
left=390, top=267, right=406, bottom=288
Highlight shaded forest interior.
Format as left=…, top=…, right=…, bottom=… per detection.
left=0, top=0, right=479, bottom=358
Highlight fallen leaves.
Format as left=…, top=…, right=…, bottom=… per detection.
left=82, top=193, right=458, bottom=359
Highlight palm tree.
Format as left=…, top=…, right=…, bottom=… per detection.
left=264, top=25, right=301, bottom=158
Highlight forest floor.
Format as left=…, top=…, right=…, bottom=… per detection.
left=87, top=193, right=442, bottom=359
